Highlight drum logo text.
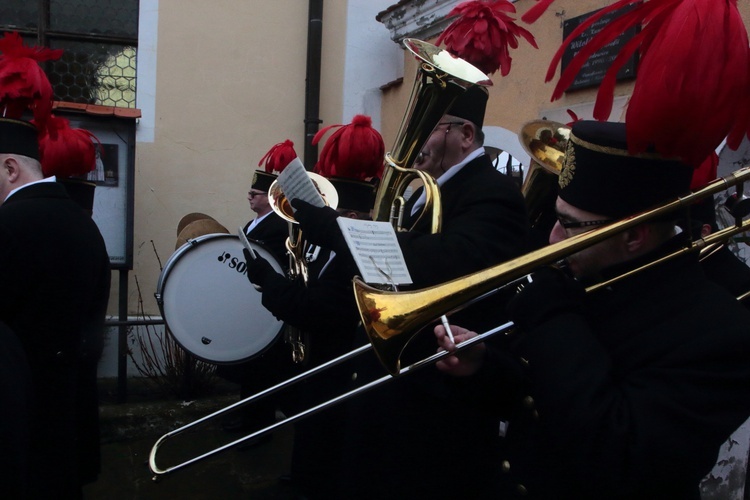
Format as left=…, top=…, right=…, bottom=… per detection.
left=217, top=252, right=248, bottom=275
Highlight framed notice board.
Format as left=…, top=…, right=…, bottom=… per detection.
left=561, top=4, right=639, bottom=92
left=61, top=112, right=136, bottom=270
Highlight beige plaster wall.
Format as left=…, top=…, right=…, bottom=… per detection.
left=119, top=0, right=348, bottom=315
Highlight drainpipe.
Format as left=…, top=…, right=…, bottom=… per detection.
left=304, top=0, right=324, bottom=171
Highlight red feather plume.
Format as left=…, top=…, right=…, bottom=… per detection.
left=312, top=114, right=384, bottom=180
left=436, top=0, right=538, bottom=77
left=258, top=139, right=297, bottom=173
left=565, top=109, right=582, bottom=127
left=521, top=0, right=558, bottom=24
left=0, top=32, right=62, bottom=128
left=38, top=115, right=100, bottom=178
left=545, top=0, right=750, bottom=168
left=690, top=152, right=718, bottom=191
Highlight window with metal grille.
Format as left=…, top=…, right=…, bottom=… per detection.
left=1, top=0, right=139, bottom=109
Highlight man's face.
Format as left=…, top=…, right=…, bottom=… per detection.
left=549, top=197, right=621, bottom=279
left=248, top=189, right=270, bottom=215
left=413, top=114, right=471, bottom=179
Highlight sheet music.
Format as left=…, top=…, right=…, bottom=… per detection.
left=276, top=158, right=326, bottom=209
left=337, top=218, right=412, bottom=286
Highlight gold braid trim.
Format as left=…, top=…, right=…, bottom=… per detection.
left=569, top=132, right=671, bottom=161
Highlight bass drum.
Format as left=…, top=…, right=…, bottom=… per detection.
left=156, top=233, right=284, bottom=364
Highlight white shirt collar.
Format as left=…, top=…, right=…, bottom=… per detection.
left=5, top=175, right=57, bottom=202
left=410, top=148, right=485, bottom=215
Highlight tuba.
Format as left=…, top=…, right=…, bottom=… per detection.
left=372, top=38, right=492, bottom=232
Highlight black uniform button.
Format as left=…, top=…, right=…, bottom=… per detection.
left=351, top=372, right=358, bottom=381
left=516, top=484, right=528, bottom=496
left=531, top=409, right=540, bottom=420
left=522, top=395, right=535, bottom=409
left=501, top=460, right=510, bottom=473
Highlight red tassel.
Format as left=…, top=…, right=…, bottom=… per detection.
left=546, top=0, right=750, bottom=168
left=313, top=115, right=384, bottom=180
left=38, top=115, right=99, bottom=177
left=258, top=140, right=297, bottom=173
left=436, top=0, right=537, bottom=77
left=521, top=0, right=558, bottom=24
left=0, top=32, right=62, bottom=128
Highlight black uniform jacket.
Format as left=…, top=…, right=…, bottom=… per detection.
left=0, top=181, right=111, bottom=496
left=463, top=250, right=750, bottom=499
left=244, top=211, right=290, bottom=269
left=259, top=248, right=359, bottom=365
left=338, top=154, right=532, bottom=500
left=257, top=247, right=362, bottom=499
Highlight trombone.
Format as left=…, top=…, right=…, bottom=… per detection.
left=355, top=166, right=750, bottom=375
left=149, top=165, right=750, bottom=478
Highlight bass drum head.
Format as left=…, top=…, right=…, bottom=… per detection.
left=157, top=233, right=284, bottom=364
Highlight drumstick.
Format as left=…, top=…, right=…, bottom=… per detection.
left=238, top=228, right=257, bottom=259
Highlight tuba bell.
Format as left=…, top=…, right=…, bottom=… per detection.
left=372, top=38, right=492, bottom=232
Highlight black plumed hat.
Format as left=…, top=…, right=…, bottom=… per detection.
left=0, top=118, right=39, bottom=159
left=558, top=121, right=693, bottom=218
left=446, top=85, right=488, bottom=129
left=251, top=170, right=277, bottom=192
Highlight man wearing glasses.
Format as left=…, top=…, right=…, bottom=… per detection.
left=216, top=169, right=290, bottom=438
left=320, top=85, right=533, bottom=498
left=242, top=170, right=288, bottom=264
left=434, top=120, right=750, bottom=498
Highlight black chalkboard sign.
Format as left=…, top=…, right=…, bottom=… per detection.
left=561, top=5, right=639, bottom=91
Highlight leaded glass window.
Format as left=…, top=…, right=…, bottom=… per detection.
left=0, top=0, right=139, bottom=108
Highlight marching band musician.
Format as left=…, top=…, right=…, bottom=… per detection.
left=242, top=115, right=385, bottom=499
left=215, top=169, right=290, bottom=439
left=241, top=169, right=290, bottom=264
left=292, top=87, right=532, bottom=499
left=0, top=120, right=111, bottom=497
left=0, top=34, right=111, bottom=498
left=434, top=120, right=750, bottom=499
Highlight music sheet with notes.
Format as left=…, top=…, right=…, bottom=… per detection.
left=276, top=158, right=326, bottom=208
left=337, top=218, right=412, bottom=286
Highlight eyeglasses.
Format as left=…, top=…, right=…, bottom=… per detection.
left=248, top=191, right=266, bottom=198
left=556, top=216, right=614, bottom=230
left=436, top=121, right=466, bottom=130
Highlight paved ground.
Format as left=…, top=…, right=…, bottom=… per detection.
left=82, top=381, right=300, bottom=500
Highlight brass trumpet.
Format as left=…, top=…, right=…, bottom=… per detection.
left=268, top=171, right=339, bottom=286
left=268, top=171, right=339, bottom=362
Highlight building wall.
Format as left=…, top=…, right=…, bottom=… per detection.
left=116, top=0, right=400, bottom=315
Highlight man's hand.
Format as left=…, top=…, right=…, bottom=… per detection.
left=243, top=248, right=280, bottom=287
left=291, top=199, right=347, bottom=253
left=434, top=323, right=485, bottom=376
